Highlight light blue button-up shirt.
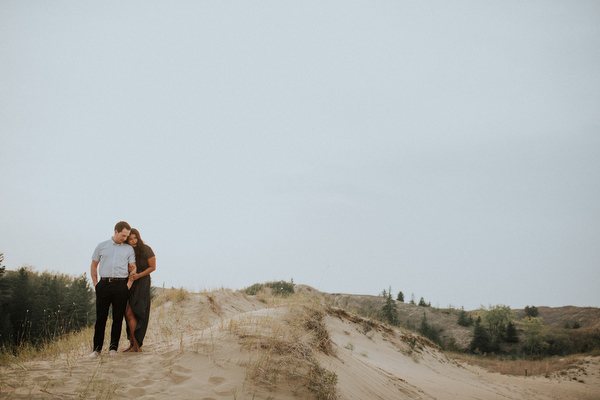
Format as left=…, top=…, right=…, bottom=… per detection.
left=92, top=239, right=136, bottom=278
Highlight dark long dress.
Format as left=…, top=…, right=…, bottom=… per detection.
left=127, top=244, right=154, bottom=347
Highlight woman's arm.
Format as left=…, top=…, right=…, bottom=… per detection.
left=127, top=262, right=137, bottom=289
left=133, top=257, right=156, bottom=280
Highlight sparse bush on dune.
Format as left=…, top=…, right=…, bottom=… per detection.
left=152, top=287, right=190, bottom=307
left=242, top=280, right=295, bottom=297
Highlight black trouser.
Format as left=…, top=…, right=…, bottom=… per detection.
left=93, top=279, right=128, bottom=352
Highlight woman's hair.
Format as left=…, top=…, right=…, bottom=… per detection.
left=129, top=228, right=147, bottom=255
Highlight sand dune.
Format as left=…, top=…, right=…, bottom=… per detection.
left=1, top=290, right=598, bottom=399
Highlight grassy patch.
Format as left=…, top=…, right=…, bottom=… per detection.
left=231, top=297, right=338, bottom=399
left=448, top=352, right=586, bottom=377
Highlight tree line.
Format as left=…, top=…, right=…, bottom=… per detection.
left=378, top=286, right=600, bottom=357
left=0, top=254, right=94, bottom=349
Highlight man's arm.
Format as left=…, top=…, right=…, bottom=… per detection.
left=90, top=260, right=100, bottom=287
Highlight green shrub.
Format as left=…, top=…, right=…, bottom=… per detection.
left=243, top=280, right=295, bottom=297
left=524, top=305, right=539, bottom=318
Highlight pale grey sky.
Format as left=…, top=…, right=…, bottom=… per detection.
left=1, top=1, right=599, bottom=310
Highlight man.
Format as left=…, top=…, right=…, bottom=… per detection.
left=90, top=221, right=136, bottom=357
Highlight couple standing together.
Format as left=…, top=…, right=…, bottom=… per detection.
left=90, top=221, right=156, bottom=357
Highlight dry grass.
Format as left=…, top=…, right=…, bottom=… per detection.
left=152, top=287, right=190, bottom=307
left=0, top=326, right=93, bottom=366
left=448, top=352, right=586, bottom=377
left=0, top=290, right=192, bottom=364
left=228, top=295, right=338, bottom=399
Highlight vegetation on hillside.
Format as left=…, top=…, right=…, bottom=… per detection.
left=0, top=256, right=94, bottom=350
left=468, top=304, right=600, bottom=358
left=321, top=284, right=600, bottom=359
left=242, top=280, right=295, bottom=297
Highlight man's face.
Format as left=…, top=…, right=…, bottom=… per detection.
left=114, top=229, right=131, bottom=244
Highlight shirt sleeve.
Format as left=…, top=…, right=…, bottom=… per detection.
left=128, top=246, right=136, bottom=264
left=92, top=243, right=102, bottom=262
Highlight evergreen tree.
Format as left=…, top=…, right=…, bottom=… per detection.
left=1, top=267, right=94, bottom=347
left=380, top=286, right=399, bottom=326
left=418, top=312, right=442, bottom=346
left=469, top=316, right=492, bottom=354
left=65, top=274, right=94, bottom=329
left=457, top=307, right=474, bottom=327
left=505, top=321, right=519, bottom=343
left=397, top=291, right=404, bottom=302
left=10, top=267, right=32, bottom=345
left=0, top=253, right=11, bottom=344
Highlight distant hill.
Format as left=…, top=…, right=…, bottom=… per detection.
left=514, top=306, right=600, bottom=330
left=295, top=284, right=600, bottom=351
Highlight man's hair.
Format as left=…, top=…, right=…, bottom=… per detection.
left=114, top=221, right=131, bottom=233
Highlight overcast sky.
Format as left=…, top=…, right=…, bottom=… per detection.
left=1, top=1, right=599, bottom=310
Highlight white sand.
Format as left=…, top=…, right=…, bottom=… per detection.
left=1, top=291, right=598, bottom=399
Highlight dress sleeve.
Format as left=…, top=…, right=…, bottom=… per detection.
left=146, top=245, right=155, bottom=259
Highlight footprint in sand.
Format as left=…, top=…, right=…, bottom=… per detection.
left=170, top=364, right=192, bottom=374
left=208, top=376, right=235, bottom=396
left=208, top=376, right=226, bottom=385
left=124, top=387, right=147, bottom=398
left=132, top=379, right=154, bottom=387
left=168, top=371, right=191, bottom=384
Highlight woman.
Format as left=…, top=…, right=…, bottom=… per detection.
left=124, top=228, right=156, bottom=352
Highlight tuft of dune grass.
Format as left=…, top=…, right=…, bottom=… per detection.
left=229, top=296, right=338, bottom=399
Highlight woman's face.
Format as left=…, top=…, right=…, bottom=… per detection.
left=127, top=233, right=138, bottom=247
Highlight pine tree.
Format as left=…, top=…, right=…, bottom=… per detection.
left=397, top=291, right=404, bottom=302
left=457, top=307, right=473, bottom=327
left=469, top=316, right=492, bottom=354
left=0, top=253, right=11, bottom=345
left=419, top=312, right=442, bottom=346
left=380, top=286, right=399, bottom=326
left=10, top=268, right=32, bottom=345
left=505, top=321, right=519, bottom=343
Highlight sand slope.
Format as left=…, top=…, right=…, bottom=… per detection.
left=1, top=290, right=598, bottom=399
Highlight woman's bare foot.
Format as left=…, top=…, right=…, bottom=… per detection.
left=122, top=340, right=134, bottom=352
